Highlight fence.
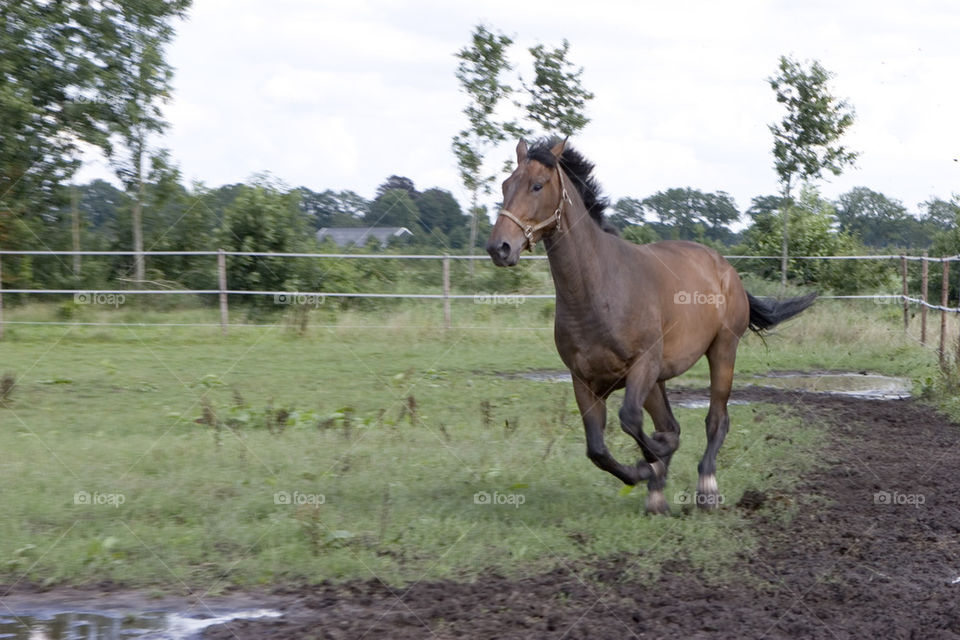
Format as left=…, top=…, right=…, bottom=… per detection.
left=2, top=249, right=960, bottom=366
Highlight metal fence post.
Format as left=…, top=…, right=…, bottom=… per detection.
left=218, top=249, right=228, bottom=335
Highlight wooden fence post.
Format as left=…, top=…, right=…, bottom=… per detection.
left=0, top=253, right=4, bottom=341
left=921, top=252, right=929, bottom=345
left=218, top=249, right=228, bottom=335
left=901, top=254, right=909, bottom=331
left=940, top=258, right=949, bottom=370
left=442, top=254, right=451, bottom=330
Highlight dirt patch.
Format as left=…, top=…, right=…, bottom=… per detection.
left=198, top=389, right=960, bottom=640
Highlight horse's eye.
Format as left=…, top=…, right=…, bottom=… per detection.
left=532, top=183, right=543, bottom=192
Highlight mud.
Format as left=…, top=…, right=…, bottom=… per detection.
left=4, top=389, right=959, bottom=639
left=198, top=389, right=960, bottom=639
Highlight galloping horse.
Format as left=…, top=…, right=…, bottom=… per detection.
left=486, top=138, right=816, bottom=514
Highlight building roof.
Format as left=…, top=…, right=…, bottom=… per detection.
left=316, top=227, right=412, bottom=248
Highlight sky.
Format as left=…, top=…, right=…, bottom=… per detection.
left=78, top=0, right=960, bottom=221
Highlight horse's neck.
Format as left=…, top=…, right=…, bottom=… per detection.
left=543, top=197, right=608, bottom=310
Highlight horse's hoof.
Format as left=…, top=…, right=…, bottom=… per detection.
left=696, top=474, right=724, bottom=510
left=645, top=490, right=670, bottom=515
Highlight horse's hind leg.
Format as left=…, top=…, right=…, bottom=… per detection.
left=698, top=332, right=739, bottom=510
left=640, top=382, right=682, bottom=514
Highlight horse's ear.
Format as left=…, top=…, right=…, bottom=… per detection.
left=550, top=137, right=567, bottom=159
left=516, top=139, right=528, bottom=164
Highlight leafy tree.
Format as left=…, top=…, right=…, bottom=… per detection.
left=741, top=185, right=893, bottom=293
left=641, top=188, right=739, bottom=243
left=375, top=176, right=418, bottom=200
left=621, top=225, right=660, bottom=245
left=416, top=188, right=469, bottom=248
left=608, top=197, right=646, bottom=229
left=0, top=0, right=190, bottom=287
left=524, top=39, right=595, bottom=137
left=365, top=189, right=419, bottom=229
left=920, top=197, right=959, bottom=231
left=768, top=55, right=857, bottom=287
left=452, top=25, right=519, bottom=260
left=298, top=188, right=368, bottom=228
left=835, top=187, right=913, bottom=248
left=101, top=2, right=190, bottom=282
left=746, top=195, right=783, bottom=221
left=218, top=180, right=311, bottom=305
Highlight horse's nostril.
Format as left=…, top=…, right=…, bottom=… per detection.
left=499, top=242, right=511, bottom=259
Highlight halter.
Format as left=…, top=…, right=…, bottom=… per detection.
left=497, top=165, right=572, bottom=249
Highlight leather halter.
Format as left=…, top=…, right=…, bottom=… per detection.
left=497, top=165, right=572, bottom=249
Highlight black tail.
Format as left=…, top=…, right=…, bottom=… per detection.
left=747, top=292, right=817, bottom=334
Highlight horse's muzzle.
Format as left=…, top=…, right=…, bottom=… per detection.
left=486, top=239, right=519, bottom=267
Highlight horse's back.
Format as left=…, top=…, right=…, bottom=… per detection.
left=627, top=240, right=750, bottom=372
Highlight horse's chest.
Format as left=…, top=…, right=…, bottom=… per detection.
left=554, top=323, right=633, bottom=385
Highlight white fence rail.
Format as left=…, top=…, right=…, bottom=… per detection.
left=1, top=250, right=958, bottom=363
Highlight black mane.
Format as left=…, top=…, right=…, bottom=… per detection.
left=527, top=137, right=614, bottom=233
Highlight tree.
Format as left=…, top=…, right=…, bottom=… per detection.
left=607, top=197, right=645, bottom=230
left=0, top=1, right=188, bottom=255
left=742, top=185, right=893, bottom=293
left=641, top=188, right=740, bottom=243
left=218, top=180, right=311, bottom=305
left=835, top=187, right=912, bottom=247
left=298, top=188, right=368, bottom=228
left=769, top=56, right=857, bottom=288
left=416, top=188, right=469, bottom=248
left=100, top=2, right=191, bottom=282
left=365, top=189, right=419, bottom=229
left=452, top=25, right=519, bottom=264
left=375, top=176, right=418, bottom=200
left=524, top=39, right=595, bottom=137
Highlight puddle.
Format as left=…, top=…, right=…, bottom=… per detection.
left=501, top=370, right=911, bottom=402
left=748, top=372, right=911, bottom=400
left=0, top=608, right=281, bottom=640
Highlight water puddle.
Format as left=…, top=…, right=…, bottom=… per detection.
left=748, top=372, right=911, bottom=400
left=501, top=370, right=911, bottom=402
left=0, top=608, right=281, bottom=640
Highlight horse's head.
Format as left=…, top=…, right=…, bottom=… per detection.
left=486, top=138, right=569, bottom=267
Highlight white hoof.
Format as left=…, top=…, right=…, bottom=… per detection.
left=645, top=490, right=669, bottom=514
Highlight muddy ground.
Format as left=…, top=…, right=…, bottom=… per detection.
left=199, top=388, right=960, bottom=640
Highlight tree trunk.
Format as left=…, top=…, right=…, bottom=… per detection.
left=468, top=191, right=478, bottom=279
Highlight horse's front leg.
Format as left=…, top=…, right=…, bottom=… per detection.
left=572, top=377, right=652, bottom=486
left=619, top=365, right=677, bottom=514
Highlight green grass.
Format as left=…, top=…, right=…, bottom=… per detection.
left=0, top=298, right=942, bottom=591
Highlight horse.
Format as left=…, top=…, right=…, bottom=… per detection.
left=486, top=137, right=816, bottom=514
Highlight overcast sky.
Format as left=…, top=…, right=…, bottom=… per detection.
left=79, top=0, right=960, bottom=219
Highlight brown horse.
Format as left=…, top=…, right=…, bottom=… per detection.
left=486, top=138, right=815, bottom=514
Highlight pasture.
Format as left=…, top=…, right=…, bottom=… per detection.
left=0, top=298, right=938, bottom=594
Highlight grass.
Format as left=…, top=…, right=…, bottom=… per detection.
left=0, top=297, right=943, bottom=591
